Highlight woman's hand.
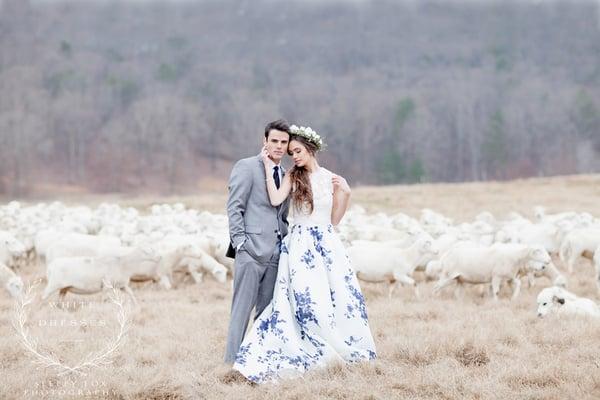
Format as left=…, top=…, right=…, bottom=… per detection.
left=332, top=174, right=351, bottom=194
left=331, top=173, right=351, bottom=225
left=261, top=146, right=275, bottom=168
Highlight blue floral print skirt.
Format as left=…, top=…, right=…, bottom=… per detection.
left=233, top=223, right=377, bottom=384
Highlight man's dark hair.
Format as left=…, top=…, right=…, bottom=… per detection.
left=264, top=119, right=291, bottom=138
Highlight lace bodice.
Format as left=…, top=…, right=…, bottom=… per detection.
left=291, top=167, right=333, bottom=226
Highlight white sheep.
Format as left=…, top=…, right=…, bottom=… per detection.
left=45, top=233, right=122, bottom=264
left=503, top=222, right=562, bottom=255
left=176, top=253, right=227, bottom=284
left=559, top=228, right=600, bottom=273
left=433, top=243, right=551, bottom=300
left=42, top=246, right=160, bottom=304
left=348, top=237, right=439, bottom=298
left=131, top=242, right=205, bottom=289
left=537, top=286, right=600, bottom=318
left=423, top=240, right=484, bottom=280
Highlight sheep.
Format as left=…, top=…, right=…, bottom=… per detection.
left=45, top=233, right=122, bottom=264
left=457, top=221, right=496, bottom=246
left=129, top=243, right=205, bottom=289
left=433, top=243, right=551, bottom=301
left=420, top=208, right=453, bottom=229
left=43, top=257, right=137, bottom=305
left=351, top=232, right=437, bottom=271
left=348, top=237, right=439, bottom=298
left=533, top=206, right=578, bottom=224
left=176, top=253, right=228, bottom=284
left=504, top=222, right=562, bottom=255
left=558, top=228, right=600, bottom=273
left=0, top=262, right=23, bottom=298
left=42, top=246, right=160, bottom=305
left=93, top=244, right=170, bottom=289
left=423, top=240, right=484, bottom=280
left=536, top=286, right=600, bottom=318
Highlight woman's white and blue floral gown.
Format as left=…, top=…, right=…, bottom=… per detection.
left=233, top=167, right=377, bottom=384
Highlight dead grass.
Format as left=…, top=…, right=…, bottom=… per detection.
left=454, top=343, right=490, bottom=367
left=1, top=174, right=600, bottom=399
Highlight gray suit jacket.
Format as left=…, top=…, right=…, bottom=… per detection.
left=226, top=153, right=290, bottom=264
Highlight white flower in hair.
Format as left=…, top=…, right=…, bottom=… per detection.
left=289, top=124, right=326, bottom=151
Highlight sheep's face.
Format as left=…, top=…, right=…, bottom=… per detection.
left=528, top=247, right=551, bottom=271
left=6, top=276, right=23, bottom=298
left=536, top=288, right=565, bottom=317
left=528, top=259, right=547, bottom=272
left=536, top=295, right=553, bottom=317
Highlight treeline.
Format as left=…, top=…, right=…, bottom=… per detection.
left=0, top=0, right=599, bottom=195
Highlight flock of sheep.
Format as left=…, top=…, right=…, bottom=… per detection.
left=0, top=201, right=230, bottom=306
left=1, top=201, right=600, bottom=319
left=343, top=206, right=600, bottom=317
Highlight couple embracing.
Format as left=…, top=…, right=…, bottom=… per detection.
left=223, top=119, right=376, bottom=384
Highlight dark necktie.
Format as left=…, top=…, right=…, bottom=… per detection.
left=273, top=166, right=280, bottom=189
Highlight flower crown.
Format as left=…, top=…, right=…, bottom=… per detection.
left=289, top=125, right=325, bottom=151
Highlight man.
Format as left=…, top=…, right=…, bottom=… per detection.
left=223, top=119, right=291, bottom=364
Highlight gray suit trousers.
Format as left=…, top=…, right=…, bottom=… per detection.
left=224, top=248, right=279, bottom=363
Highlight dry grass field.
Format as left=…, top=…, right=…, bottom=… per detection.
left=1, top=174, right=600, bottom=400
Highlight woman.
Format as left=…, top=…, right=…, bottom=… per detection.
left=233, top=125, right=376, bottom=383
